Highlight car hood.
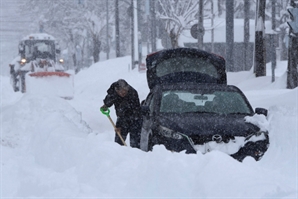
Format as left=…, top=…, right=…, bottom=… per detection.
left=159, top=113, right=259, bottom=138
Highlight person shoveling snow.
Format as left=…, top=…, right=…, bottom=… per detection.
left=101, top=79, right=143, bottom=149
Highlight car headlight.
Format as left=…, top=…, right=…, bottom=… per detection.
left=59, top=58, right=64, bottom=63
left=245, top=131, right=267, bottom=141
left=158, top=126, right=183, bottom=139
left=20, top=58, right=26, bottom=64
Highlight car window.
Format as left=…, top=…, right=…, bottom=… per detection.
left=156, top=57, right=218, bottom=78
left=160, top=90, right=251, bottom=114
left=34, top=42, right=50, bottom=53
left=24, top=40, right=55, bottom=59
left=143, top=93, right=155, bottom=116
left=24, top=45, right=33, bottom=57
left=148, top=96, right=155, bottom=115
left=210, top=91, right=251, bottom=114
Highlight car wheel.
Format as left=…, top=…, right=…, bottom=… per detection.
left=11, top=75, right=19, bottom=92
left=20, top=73, right=26, bottom=93
left=148, top=132, right=157, bottom=151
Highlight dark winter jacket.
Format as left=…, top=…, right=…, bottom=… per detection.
left=103, top=81, right=142, bottom=128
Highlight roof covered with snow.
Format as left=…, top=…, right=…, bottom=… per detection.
left=21, top=33, right=56, bottom=41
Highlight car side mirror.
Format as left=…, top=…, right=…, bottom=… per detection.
left=255, top=108, right=268, bottom=117
left=141, top=100, right=146, bottom=105
left=141, top=105, right=150, bottom=116
left=18, top=44, right=24, bottom=54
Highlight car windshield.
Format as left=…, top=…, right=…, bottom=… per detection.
left=160, top=90, right=252, bottom=115
left=24, top=40, right=55, bottom=60
left=156, top=57, right=218, bottom=78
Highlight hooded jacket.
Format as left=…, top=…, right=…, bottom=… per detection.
left=103, top=81, right=142, bottom=127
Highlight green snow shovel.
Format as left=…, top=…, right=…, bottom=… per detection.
left=100, top=107, right=127, bottom=146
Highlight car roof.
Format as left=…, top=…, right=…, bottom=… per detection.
left=156, top=83, right=242, bottom=92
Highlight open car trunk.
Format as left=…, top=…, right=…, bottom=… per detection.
left=145, top=48, right=227, bottom=89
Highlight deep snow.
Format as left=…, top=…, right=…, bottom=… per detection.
left=1, top=56, right=297, bottom=198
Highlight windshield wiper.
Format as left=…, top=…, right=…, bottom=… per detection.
left=228, top=112, right=250, bottom=115
left=184, top=111, right=219, bottom=114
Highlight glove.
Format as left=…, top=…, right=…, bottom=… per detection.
left=100, top=105, right=108, bottom=111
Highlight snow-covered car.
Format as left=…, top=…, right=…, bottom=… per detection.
left=140, top=83, right=270, bottom=161
left=140, top=48, right=269, bottom=161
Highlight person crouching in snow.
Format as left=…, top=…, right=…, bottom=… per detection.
left=101, top=79, right=143, bottom=148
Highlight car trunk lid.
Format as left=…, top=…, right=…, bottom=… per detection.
left=146, top=48, right=226, bottom=89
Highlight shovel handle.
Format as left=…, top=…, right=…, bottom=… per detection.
left=107, top=115, right=127, bottom=146
left=101, top=107, right=127, bottom=146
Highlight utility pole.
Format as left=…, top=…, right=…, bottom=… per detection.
left=39, top=21, right=44, bottom=33
left=270, top=0, right=277, bottom=82
left=254, top=0, right=266, bottom=77
left=286, top=0, right=298, bottom=88
left=243, top=0, right=250, bottom=71
left=106, top=0, right=109, bottom=60
left=145, top=0, right=150, bottom=54
left=137, top=0, right=142, bottom=67
left=197, top=0, right=204, bottom=49
left=131, top=0, right=139, bottom=70
left=134, top=0, right=138, bottom=69
left=131, top=0, right=135, bottom=69
left=226, top=0, right=234, bottom=71
left=211, top=0, right=214, bottom=52
left=115, top=0, right=120, bottom=57
left=150, top=0, right=157, bottom=52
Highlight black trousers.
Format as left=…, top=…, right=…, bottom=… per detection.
left=115, top=118, right=143, bottom=148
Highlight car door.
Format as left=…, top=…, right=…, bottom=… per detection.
left=140, top=88, right=161, bottom=151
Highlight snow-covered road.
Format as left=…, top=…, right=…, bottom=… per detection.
left=1, top=57, right=297, bottom=198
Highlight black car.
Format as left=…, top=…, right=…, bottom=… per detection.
left=140, top=48, right=269, bottom=161
left=140, top=83, right=269, bottom=161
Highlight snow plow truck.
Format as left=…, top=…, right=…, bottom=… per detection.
left=9, top=33, right=74, bottom=99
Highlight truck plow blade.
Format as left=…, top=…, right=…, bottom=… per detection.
left=26, top=71, right=74, bottom=99
left=29, top=71, right=71, bottom=77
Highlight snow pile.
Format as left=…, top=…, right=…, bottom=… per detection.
left=245, top=114, right=269, bottom=132
left=21, top=33, right=56, bottom=41
left=1, top=93, right=91, bottom=148
left=1, top=56, right=297, bottom=198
